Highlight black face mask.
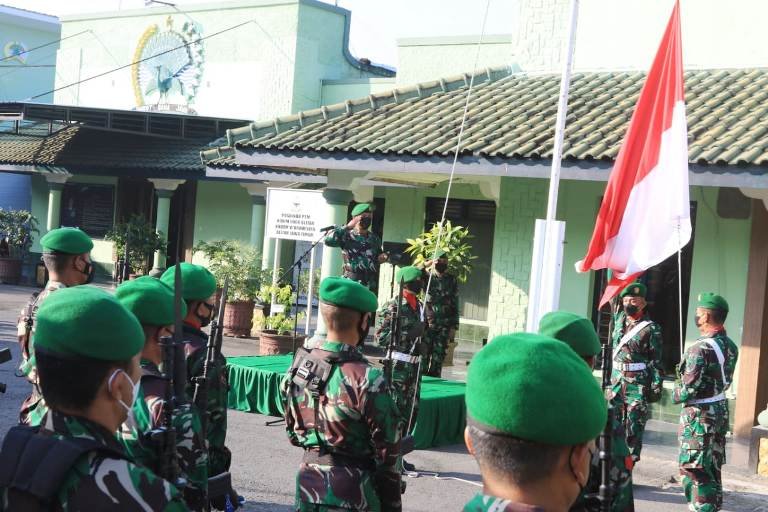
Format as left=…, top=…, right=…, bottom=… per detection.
left=359, top=217, right=372, bottom=229
left=694, top=314, right=703, bottom=327
left=435, top=262, right=448, bottom=273
left=624, top=304, right=639, bottom=316
left=405, top=282, right=423, bottom=294
left=196, top=302, right=215, bottom=328
left=357, top=316, right=370, bottom=347
left=76, top=259, right=95, bottom=284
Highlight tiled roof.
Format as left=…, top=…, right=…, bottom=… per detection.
left=0, top=121, right=205, bottom=174
left=203, top=67, right=768, bottom=170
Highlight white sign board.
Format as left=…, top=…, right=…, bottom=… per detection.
left=265, top=188, right=326, bottom=242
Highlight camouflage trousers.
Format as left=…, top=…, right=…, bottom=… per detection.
left=294, top=463, right=383, bottom=511
left=611, top=382, right=649, bottom=462
left=389, top=360, right=421, bottom=434
left=207, top=381, right=232, bottom=477
left=678, top=404, right=728, bottom=512
left=424, top=325, right=451, bottom=378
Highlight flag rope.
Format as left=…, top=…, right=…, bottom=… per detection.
left=419, top=0, right=492, bottom=322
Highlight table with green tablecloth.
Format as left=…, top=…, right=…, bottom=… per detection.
left=226, top=355, right=466, bottom=449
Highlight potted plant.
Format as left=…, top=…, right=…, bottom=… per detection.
left=405, top=220, right=475, bottom=366
left=257, top=282, right=305, bottom=355
left=194, top=240, right=264, bottom=337
left=0, top=209, right=39, bottom=284
left=105, top=214, right=166, bottom=278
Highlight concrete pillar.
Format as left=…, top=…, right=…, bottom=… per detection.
left=148, top=179, right=185, bottom=276
left=240, top=183, right=267, bottom=250
left=44, top=174, right=70, bottom=231
left=319, top=188, right=353, bottom=281
left=260, top=182, right=291, bottom=270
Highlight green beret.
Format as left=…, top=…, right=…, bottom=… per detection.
left=466, top=332, right=606, bottom=445
left=40, top=227, right=93, bottom=254
left=538, top=311, right=601, bottom=357
left=351, top=203, right=372, bottom=216
left=620, top=282, right=646, bottom=298
left=396, top=265, right=422, bottom=284
left=161, top=263, right=216, bottom=301
left=319, top=276, right=378, bottom=313
left=697, top=292, right=729, bottom=312
left=116, top=276, right=187, bottom=327
left=34, top=286, right=144, bottom=361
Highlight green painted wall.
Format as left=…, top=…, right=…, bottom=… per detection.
left=320, top=78, right=396, bottom=106
left=0, top=17, right=59, bottom=102
left=193, top=182, right=252, bottom=246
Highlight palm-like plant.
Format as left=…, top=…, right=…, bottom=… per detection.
left=405, top=220, right=476, bottom=283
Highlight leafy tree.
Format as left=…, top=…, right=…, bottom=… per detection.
left=405, top=220, right=476, bottom=283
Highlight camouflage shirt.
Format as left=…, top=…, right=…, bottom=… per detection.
left=118, top=360, right=208, bottom=501
left=324, top=227, right=383, bottom=292
left=425, top=271, right=459, bottom=329
left=16, top=280, right=67, bottom=426
left=672, top=330, right=738, bottom=405
left=463, top=493, right=544, bottom=512
left=611, top=312, right=664, bottom=391
left=1, top=410, right=188, bottom=511
left=375, top=294, right=425, bottom=353
left=281, top=341, right=403, bottom=511
left=183, top=324, right=231, bottom=477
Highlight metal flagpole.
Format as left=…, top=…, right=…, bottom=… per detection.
left=526, top=0, right=579, bottom=331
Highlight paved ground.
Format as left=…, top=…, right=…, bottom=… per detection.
left=2, top=282, right=768, bottom=511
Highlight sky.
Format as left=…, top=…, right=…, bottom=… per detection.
left=6, top=0, right=516, bottom=66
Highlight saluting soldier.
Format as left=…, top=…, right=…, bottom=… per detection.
left=539, top=311, right=635, bottom=512
left=16, top=227, right=94, bottom=426
left=324, top=203, right=388, bottom=294
left=161, top=263, right=238, bottom=509
left=673, top=293, right=738, bottom=512
left=610, top=282, right=664, bottom=464
left=115, top=276, right=208, bottom=509
left=463, top=332, right=606, bottom=512
left=375, top=266, right=428, bottom=434
left=423, top=249, right=460, bottom=378
left=0, top=286, right=188, bottom=510
left=282, top=277, right=403, bottom=512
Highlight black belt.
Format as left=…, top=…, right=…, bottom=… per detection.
left=302, top=450, right=375, bottom=471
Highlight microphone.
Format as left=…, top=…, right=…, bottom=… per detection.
left=319, top=225, right=337, bottom=232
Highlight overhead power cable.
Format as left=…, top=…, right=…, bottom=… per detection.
left=0, top=30, right=90, bottom=62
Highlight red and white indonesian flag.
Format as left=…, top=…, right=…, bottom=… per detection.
left=575, top=0, right=690, bottom=303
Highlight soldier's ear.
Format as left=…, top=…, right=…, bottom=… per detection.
left=464, top=427, right=475, bottom=455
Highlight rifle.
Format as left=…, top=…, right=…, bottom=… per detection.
left=597, top=299, right=617, bottom=512
left=384, top=277, right=405, bottom=385
left=152, top=261, right=186, bottom=489
left=0, top=348, right=11, bottom=393
left=192, top=277, right=228, bottom=437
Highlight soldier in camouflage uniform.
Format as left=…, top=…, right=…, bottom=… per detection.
left=375, top=266, right=428, bottom=435
left=463, top=332, right=606, bottom=512
left=15, top=227, right=94, bottom=426
left=423, top=250, right=459, bottom=377
left=610, top=282, right=663, bottom=464
left=324, top=203, right=388, bottom=294
left=673, top=293, right=738, bottom=512
left=0, top=286, right=188, bottom=511
left=116, top=277, right=208, bottom=509
left=162, top=263, right=237, bottom=510
left=282, top=277, right=403, bottom=511
left=539, top=311, right=635, bottom=512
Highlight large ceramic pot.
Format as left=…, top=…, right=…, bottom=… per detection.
left=259, top=330, right=305, bottom=355
left=223, top=300, right=255, bottom=337
left=0, top=257, right=22, bottom=285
